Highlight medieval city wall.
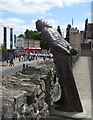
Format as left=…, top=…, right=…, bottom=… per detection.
left=1, top=56, right=79, bottom=119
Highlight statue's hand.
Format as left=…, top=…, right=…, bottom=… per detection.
left=70, top=49, right=78, bottom=56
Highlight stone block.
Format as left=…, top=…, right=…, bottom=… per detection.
left=2, top=87, right=27, bottom=119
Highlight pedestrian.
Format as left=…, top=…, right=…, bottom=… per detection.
left=9, top=58, right=14, bottom=66
left=43, top=56, right=45, bottom=60
left=19, top=56, right=20, bottom=62
left=5, top=56, right=8, bottom=65
left=6, top=59, right=8, bottom=65
left=35, top=53, right=38, bottom=60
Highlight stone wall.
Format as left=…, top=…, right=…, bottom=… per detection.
left=1, top=57, right=78, bottom=119
left=70, top=29, right=84, bottom=50
left=1, top=76, right=49, bottom=119
left=1, top=60, right=61, bottom=120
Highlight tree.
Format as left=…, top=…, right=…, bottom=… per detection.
left=66, top=24, right=71, bottom=43
left=1, top=45, right=8, bottom=61
left=40, top=39, right=49, bottom=50
left=31, top=30, right=42, bottom=40
left=24, top=29, right=32, bottom=39
left=18, top=34, right=24, bottom=38
left=57, top=26, right=62, bottom=36
left=24, top=29, right=42, bottom=40
left=20, top=28, right=50, bottom=50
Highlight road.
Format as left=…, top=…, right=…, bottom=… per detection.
left=1, top=60, right=38, bottom=77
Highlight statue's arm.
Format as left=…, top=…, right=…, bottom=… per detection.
left=48, top=32, right=71, bottom=55
left=42, top=29, right=71, bottom=55
left=52, top=41, right=71, bottom=55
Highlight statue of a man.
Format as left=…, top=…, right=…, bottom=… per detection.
left=36, top=19, right=83, bottom=112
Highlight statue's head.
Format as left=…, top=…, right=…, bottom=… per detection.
left=35, top=19, right=52, bottom=32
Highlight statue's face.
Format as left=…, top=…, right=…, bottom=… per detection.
left=36, top=24, right=41, bottom=32
left=36, top=20, right=43, bottom=32
left=36, top=20, right=47, bottom=32
left=36, top=20, right=52, bottom=32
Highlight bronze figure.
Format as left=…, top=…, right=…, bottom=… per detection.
left=36, top=19, right=83, bottom=112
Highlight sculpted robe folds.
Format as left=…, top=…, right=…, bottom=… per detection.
left=36, top=20, right=83, bottom=112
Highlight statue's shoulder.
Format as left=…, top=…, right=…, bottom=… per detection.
left=42, top=28, right=51, bottom=35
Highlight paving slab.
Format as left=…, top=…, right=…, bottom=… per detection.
left=73, top=56, right=91, bottom=119
left=49, top=56, right=92, bottom=119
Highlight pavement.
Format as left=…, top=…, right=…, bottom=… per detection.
left=0, top=57, right=44, bottom=72
left=73, top=56, right=92, bottom=119
left=0, top=56, right=92, bottom=119
left=49, top=56, right=92, bottom=119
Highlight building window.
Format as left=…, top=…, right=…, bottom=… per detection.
left=10, top=44, right=12, bottom=49
left=3, top=27, right=7, bottom=48
left=10, top=28, right=13, bottom=41
left=10, top=28, right=13, bottom=49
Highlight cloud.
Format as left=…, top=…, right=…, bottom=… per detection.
left=1, top=0, right=93, bottom=15
left=63, top=0, right=92, bottom=4
left=1, top=0, right=63, bottom=15
left=2, top=18, right=25, bottom=27
left=1, top=18, right=27, bottom=35
left=14, top=24, right=35, bottom=36
left=32, top=18, right=58, bottom=28
left=4, top=18, right=58, bottom=36
left=1, top=16, right=85, bottom=38
left=0, top=0, right=90, bottom=36
left=3, top=17, right=85, bottom=36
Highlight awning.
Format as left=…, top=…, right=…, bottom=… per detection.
left=24, top=47, right=41, bottom=52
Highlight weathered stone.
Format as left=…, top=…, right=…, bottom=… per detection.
left=31, top=79, right=45, bottom=92
left=39, top=80, right=45, bottom=92
left=51, top=81, right=61, bottom=103
left=39, top=102, right=49, bottom=117
left=38, top=93, right=45, bottom=100
left=2, top=86, right=27, bottom=119
left=13, top=91, right=27, bottom=111
left=1, top=59, right=64, bottom=119
left=26, top=93, right=36, bottom=106
left=37, top=101, right=44, bottom=111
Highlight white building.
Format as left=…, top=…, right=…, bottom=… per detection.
left=0, top=24, right=15, bottom=50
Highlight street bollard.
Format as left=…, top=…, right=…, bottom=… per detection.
left=23, top=64, right=25, bottom=71
left=26, top=64, right=29, bottom=68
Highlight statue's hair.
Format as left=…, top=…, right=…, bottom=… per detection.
left=36, top=19, right=52, bottom=28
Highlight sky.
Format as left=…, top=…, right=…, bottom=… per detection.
left=0, top=0, right=93, bottom=37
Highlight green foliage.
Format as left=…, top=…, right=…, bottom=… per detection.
left=24, top=29, right=42, bottom=40
left=18, top=28, right=50, bottom=50
left=18, top=34, right=24, bottom=38
left=24, top=29, right=49, bottom=49
left=57, top=26, right=62, bottom=36
left=24, top=29, right=32, bottom=39
left=1, top=45, right=8, bottom=56
left=40, top=40, right=49, bottom=50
